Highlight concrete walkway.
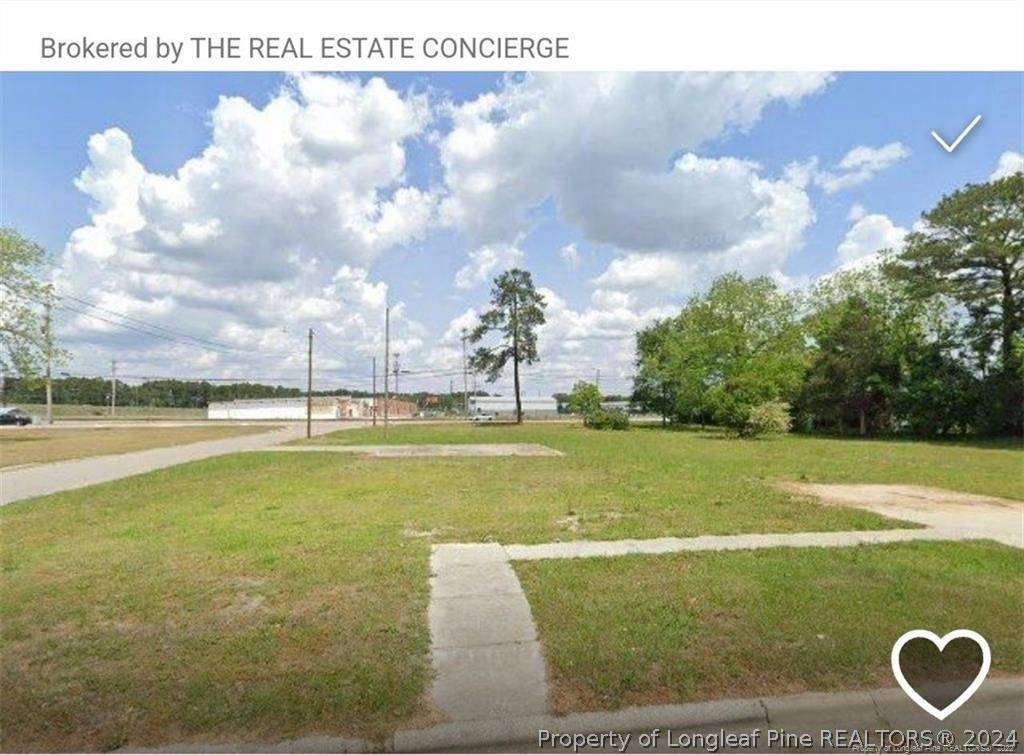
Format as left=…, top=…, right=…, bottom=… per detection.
left=504, top=526, right=990, bottom=561
left=264, top=443, right=563, bottom=458
left=0, top=421, right=352, bottom=505
left=424, top=500, right=1021, bottom=738
left=428, top=544, right=549, bottom=722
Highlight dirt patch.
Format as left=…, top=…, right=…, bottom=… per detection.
left=779, top=482, right=1023, bottom=548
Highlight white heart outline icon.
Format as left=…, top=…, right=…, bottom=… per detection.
left=891, top=629, right=991, bottom=721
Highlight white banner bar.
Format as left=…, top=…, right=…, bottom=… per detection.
left=1, top=0, right=1023, bottom=71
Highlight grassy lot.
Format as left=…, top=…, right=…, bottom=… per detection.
left=1, top=424, right=1020, bottom=749
left=0, top=424, right=276, bottom=468
left=1, top=453, right=433, bottom=751
left=515, top=541, right=1024, bottom=713
left=17, top=403, right=206, bottom=420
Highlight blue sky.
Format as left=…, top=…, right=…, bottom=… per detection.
left=2, top=72, right=1021, bottom=395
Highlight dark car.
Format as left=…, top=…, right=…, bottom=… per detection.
left=0, top=408, right=32, bottom=426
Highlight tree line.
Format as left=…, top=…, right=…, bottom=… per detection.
left=1, top=375, right=489, bottom=412
left=633, top=173, right=1023, bottom=438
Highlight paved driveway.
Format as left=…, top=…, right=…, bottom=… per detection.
left=1, top=421, right=355, bottom=505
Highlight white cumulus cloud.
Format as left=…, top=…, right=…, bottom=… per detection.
left=814, top=142, right=910, bottom=194
left=835, top=205, right=908, bottom=268
left=56, top=74, right=434, bottom=378
left=439, top=72, right=832, bottom=253
left=990, top=150, right=1024, bottom=180
left=453, top=243, right=524, bottom=289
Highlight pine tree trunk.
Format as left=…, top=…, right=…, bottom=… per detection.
left=514, top=354, right=522, bottom=424
left=512, top=294, right=522, bottom=424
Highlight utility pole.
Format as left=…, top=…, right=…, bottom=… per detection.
left=371, top=356, right=377, bottom=427
left=306, top=327, right=313, bottom=439
left=383, top=305, right=390, bottom=437
left=461, top=329, right=469, bottom=418
left=43, top=298, right=53, bottom=425
left=110, top=360, right=117, bottom=417
left=595, top=368, right=601, bottom=392
left=393, top=353, right=401, bottom=394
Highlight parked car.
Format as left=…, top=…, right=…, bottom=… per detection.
left=0, top=407, right=33, bottom=426
left=470, top=412, right=496, bottom=423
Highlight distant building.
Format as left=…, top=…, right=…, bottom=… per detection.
left=468, top=395, right=558, bottom=418
left=207, top=396, right=418, bottom=421
left=207, top=397, right=343, bottom=421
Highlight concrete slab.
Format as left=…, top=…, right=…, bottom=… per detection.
left=431, top=642, right=549, bottom=721
left=430, top=561, right=525, bottom=599
left=432, top=543, right=510, bottom=567
left=429, top=593, right=538, bottom=649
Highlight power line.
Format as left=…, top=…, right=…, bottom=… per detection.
left=3, top=282, right=300, bottom=358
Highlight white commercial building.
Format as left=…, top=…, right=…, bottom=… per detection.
left=208, top=397, right=347, bottom=421
left=468, top=395, right=558, bottom=418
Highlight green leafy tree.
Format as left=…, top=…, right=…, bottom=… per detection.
left=886, top=173, right=1024, bottom=434
left=568, top=380, right=602, bottom=416
left=633, top=274, right=805, bottom=432
left=468, top=268, right=547, bottom=424
left=798, top=270, right=910, bottom=435
left=694, top=276, right=805, bottom=430
left=0, top=229, right=65, bottom=399
left=632, top=319, right=678, bottom=425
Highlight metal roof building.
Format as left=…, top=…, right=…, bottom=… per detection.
left=468, top=395, right=558, bottom=418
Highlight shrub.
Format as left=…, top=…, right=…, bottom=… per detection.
left=584, top=409, right=630, bottom=430
left=741, top=400, right=792, bottom=438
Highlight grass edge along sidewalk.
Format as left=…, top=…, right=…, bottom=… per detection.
left=1, top=424, right=1021, bottom=750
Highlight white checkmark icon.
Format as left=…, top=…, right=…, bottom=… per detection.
left=931, top=115, right=982, bottom=153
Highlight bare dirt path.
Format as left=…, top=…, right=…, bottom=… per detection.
left=779, top=483, right=1024, bottom=548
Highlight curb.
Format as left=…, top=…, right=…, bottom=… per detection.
left=391, top=677, right=1024, bottom=753
left=118, top=679, right=1023, bottom=753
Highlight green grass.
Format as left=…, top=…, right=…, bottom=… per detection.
left=515, top=541, right=1024, bottom=713
left=0, top=424, right=275, bottom=468
left=0, top=454, right=432, bottom=751
left=1, top=424, right=1020, bottom=749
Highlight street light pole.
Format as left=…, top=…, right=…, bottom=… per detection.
left=371, top=356, right=377, bottom=427
left=461, top=329, right=469, bottom=418
left=306, top=328, right=313, bottom=439
left=43, top=297, right=53, bottom=425
left=110, top=360, right=117, bottom=417
left=383, top=305, right=390, bottom=437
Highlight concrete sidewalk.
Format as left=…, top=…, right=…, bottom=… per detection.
left=1, top=421, right=353, bottom=505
